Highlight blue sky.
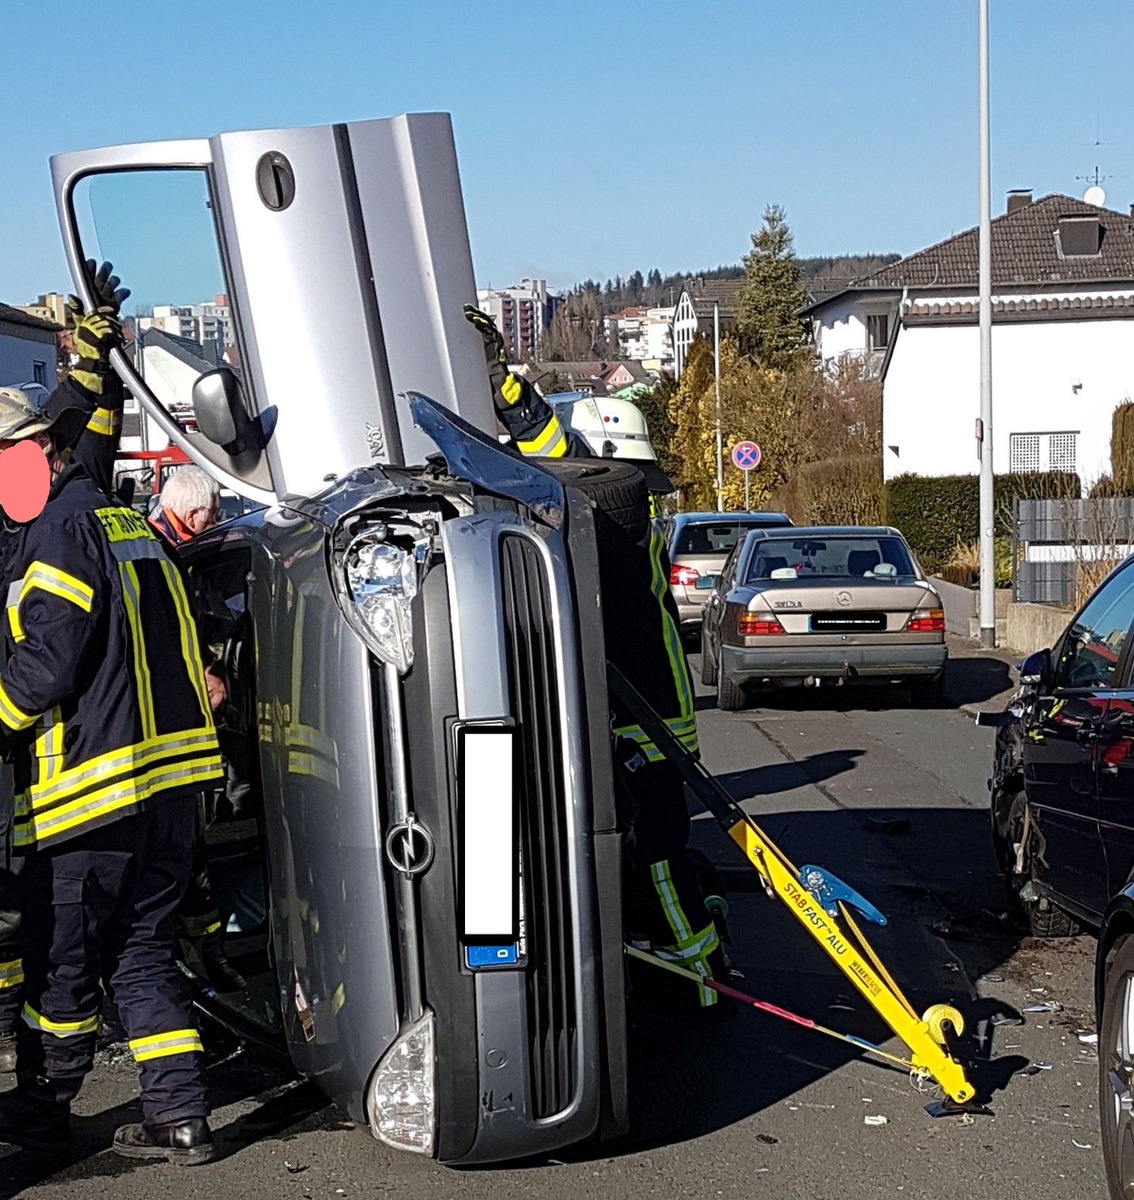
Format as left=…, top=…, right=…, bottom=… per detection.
left=2, top=0, right=1132, bottom=306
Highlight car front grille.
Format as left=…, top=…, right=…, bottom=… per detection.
left=499, top=534, right=578, bottom=1119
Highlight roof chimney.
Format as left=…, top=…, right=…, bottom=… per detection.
left=1006, top=189, right=1033, bottom=215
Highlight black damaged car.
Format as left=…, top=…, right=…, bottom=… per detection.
left=987, top=555, right=1134, bottom=1198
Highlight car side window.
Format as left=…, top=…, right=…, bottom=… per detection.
left=1052, top=567, right=1134, bottom=691
left=719, top=543, right=740, bottom=586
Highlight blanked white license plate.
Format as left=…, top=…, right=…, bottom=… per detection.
left=458, top=725, right=519, bottom=947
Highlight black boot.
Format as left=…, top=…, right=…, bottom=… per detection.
left=113, top=1116, right=215, bottom=1166
left=0, top=1085, right=72, bottom=1150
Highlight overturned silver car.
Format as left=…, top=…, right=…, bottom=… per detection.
left=52, top=115, right=631, bottom=1164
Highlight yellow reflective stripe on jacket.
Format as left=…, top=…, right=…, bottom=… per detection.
left=22, top=1003, right=99, bottom=1037
left=119, top=562, right=156, bottom=742
left=0, top=959, right=24, bottom=989
left=647, top=524, right=696, bottom=742
left=159, top=560, right=211, bottom=719
left=34, top=707, right=64, bottom=784
left=129, top=1028, right=204, bottom=1062
left=19, top=562, right=94, bottom=613
left=517, top=414, right=567, bottom=457
left=26, top=726, right=219, bottom=808
left=0, top=681, right=35, bottom=731
left=14, top=751, right=223, bottom=847
left=87, top=406, right=121, bottom=437
left=613, top=716, right=699, bottom=762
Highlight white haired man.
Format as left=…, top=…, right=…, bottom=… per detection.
left=149, top=467, right=221, bottom=547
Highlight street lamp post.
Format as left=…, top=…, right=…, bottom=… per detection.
left=714, top=301, right=723, bottom=512
left=978, top=0, right=995, bottom=647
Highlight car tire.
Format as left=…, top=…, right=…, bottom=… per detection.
left=910, top=672, right=945, bottom=708
left=539, top=459, right=650, bottom=543
left=717, top=668, right=747, bottom=712
left=700, top=639, right=718, bottom=687
left=1099, top=934, right=1134, bottom=1199
left=626, top=1013, right=706, bottom=1147
left=1000, top=789, right=1079, bottom=938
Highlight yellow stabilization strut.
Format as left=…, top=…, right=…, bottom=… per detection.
left=727, top=815, right=974, bottom=1103
left=606, top=662, right=976, bottom=1106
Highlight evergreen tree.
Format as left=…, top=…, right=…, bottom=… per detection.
left=735, top=204, right=807, bottom=370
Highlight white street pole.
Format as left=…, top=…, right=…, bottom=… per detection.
left=744, top=467, right=750, bottom=511
left=714, top=302, right=723, bottom=512
left=978, top=0, right=995, bottom=648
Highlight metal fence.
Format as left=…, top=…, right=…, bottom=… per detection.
left=1013, top=497, right=1134, bottom=606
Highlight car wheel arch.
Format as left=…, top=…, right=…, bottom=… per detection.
left=1097, top=900, right=1134, bottom=1020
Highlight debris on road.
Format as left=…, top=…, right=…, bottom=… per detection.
left=756, top=1133, right=779, bottom=1145
left=1071, top=1140, right=1093, bottom=1150
left=1023, top=1001, right=1062, bottom=1014
left=1077, top=1032, right=1098, bottom=1045
left=285, top=1161, right=308, bottom=1174
left=982, top=974, right=1005, bottom=983
left=864, top=1115, right=889, bottom=1126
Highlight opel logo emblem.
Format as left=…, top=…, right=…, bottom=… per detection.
left=385, top=814, right=435, bottom=878
left=836, top=591, right=853, bottom=607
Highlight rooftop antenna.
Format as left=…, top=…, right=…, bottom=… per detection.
left=1077, top=114, right=1123, bottom=206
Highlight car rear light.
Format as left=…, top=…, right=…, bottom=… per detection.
left=670, top=564, right=701, bottom=587
left=906, top=608, right=945, bottom=633
left=738, top=613, right=785, bottom=636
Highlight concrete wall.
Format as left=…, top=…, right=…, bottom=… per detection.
left=930, top=576, right=976, bottom=635
left=1005, top=601, right=1073, bottom=656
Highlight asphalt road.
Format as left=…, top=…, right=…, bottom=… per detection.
left=0, top=641, right=1112, bottom=1200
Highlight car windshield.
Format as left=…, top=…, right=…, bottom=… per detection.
left=744, top=536, right=916, bottom=582
left=675, top=518, right=788, bottom=556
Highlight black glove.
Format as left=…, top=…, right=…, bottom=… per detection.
left=463, top=304, right=513, bottom=407
left=87, top=259, right=131, bottom=316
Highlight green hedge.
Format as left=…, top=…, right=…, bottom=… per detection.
left=883, top=472, right=1081, bottom=570
left=1113, top=403, right=1134, bottom=494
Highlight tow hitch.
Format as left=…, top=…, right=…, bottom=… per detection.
left=608, top=663, right=993, bottom=1116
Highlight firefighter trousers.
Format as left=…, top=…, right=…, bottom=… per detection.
left=15, top=792, right=208, bottom=1124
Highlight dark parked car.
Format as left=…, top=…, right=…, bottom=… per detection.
left=988, top=555, right=1134, bottom=1198
left=665, top=511, right=793, bottom=635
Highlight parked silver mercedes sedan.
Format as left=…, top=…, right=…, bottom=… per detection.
left=698, top=526, right=947, bottom=709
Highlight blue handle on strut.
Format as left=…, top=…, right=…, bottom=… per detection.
left=798, top=864, right=888, bottom=926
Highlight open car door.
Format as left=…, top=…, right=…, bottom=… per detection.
left=51, top=113, right=497, bottom=506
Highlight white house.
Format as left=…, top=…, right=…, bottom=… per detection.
left=671, top=280, right=742, bottom=378
left=605, top=305, right=676, bottom=372
left=803, top=191, right=1134, bottom=490
left=0, top=303, right=58, bottom=393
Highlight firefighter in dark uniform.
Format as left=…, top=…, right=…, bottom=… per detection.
left=0, top=363, right=224, bottom=1161
left=465, top=306, right=725, bottom=1012
left=0, top=263, right=132, bottom=1073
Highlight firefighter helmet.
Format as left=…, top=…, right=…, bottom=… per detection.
left=0, top=386, right=90, bottom=448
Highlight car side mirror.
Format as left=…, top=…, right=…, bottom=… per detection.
left=695, top=574, right=718, bottom=590
left=192, top=368, right=259, bottom=457
left=1020, top=648, right=1051, bottom=689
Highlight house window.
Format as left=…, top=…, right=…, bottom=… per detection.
left=866, top=313, right=889, bottom=352
left=32, top=361, right=47, bottom=387
left=1010, top=431, right=1077, bottom=474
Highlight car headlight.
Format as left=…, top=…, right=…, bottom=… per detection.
left=344, top=532, right=419, bottom=673
left=365, top=1010, right=436, bottom=1155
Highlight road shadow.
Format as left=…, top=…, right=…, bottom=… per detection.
left=691, top=654, right=1013, bottom=714
left=945, top=655, right=1014, bottom=708
left=0, top=1042, right=328, bottom=1197
left=708, top=749, right=865, bottom=805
